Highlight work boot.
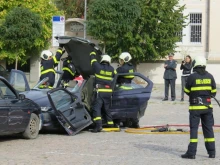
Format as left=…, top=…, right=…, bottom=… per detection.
left=209, top=154, right=215, bottom=158
left=162, top=98, right=168, bottom=101
left=91, top=124, right=102, bottom=133
left=181, top=153, right=195, bottom=159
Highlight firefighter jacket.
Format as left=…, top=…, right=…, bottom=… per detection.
left=184, top=69, right=217, bottom=110
left=116, top=63, right=134, bottom=84
left=90, top=52, right=115, bottom=92
left=40, top=48, right=63, bottom=80
left=62, top=58, right=76, bottom=81
left=163, top=60, right=177, bottom=79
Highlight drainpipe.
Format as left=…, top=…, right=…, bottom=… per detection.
left=205, top=0, right=210, bottom=59
left=83, top=0, right=87, bottom=39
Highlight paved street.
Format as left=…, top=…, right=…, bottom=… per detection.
left=1, top=84, right=220, bottom=165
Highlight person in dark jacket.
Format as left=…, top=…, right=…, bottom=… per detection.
left=40, top=45, right=64, bottom=88
left=162, top=53, right=177, bottom=101
left=116, top=52, right=134, bottom=90
left=61, top=55, right=77, bottom=87
left=90, top=52, right=116, bottom=133
left=180, top=55, right=192, bottom=101
left=181, top=56, right=216, bottom=159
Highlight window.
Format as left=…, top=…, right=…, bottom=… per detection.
left=190, top=13, right=202, bottom=43
left=50, top=90, right=74, bottom=110
left=115, top=75, right=148, bottom=91
left=0, top=80, right=16, bottom=99
left=176, top=31, right=183, bottom=42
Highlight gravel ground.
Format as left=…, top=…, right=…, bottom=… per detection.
left=1, top=84, right=220, bottom=165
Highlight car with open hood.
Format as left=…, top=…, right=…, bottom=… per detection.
left=0, top=76, right=41, bottom=139
left=11, top=36, right=153, bottom=135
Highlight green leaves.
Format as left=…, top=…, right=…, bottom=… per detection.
left=0, top=0, right=63, bottom=64
left=87, top=0, right=141, bottom=50
left=1, top=7, right=42, bottom=50
left=105, top=0, right=187, bottom=63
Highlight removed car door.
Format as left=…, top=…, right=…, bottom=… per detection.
left=110, top=72, right=153, bottom=119
left=47, top=88, right=92, bottom=135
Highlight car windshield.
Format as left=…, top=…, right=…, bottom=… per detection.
left=32, top=76, right=81, bottom=93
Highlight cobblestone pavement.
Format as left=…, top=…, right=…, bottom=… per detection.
left=1, top=84, right=220, bottom=165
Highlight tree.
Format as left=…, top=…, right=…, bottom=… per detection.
left=0, top=0, right=63, bottom=66
left=87, top=0, right=187, bottom=64
left=87, top=0, right=141, bottom=53
left=0, top=7, right=42, bottom=69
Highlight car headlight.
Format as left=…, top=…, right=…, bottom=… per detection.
left=41, top=107, right=50, bottom=112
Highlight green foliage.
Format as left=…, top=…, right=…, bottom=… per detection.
left=0, top=7, right=42, bottom=50
left=0, top=0, right=63, bottom=64
left=87, top=0, right=141, bottom=46
left=87, top=0, right=187, bottom=64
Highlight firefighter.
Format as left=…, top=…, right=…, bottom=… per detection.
left=90, top=51, right=116, bottom=133
left=116, top=52, right=134, bottom=90
left=181, top=56, right=216, bottom=159
left=61, top=55, right=77, bottom=87
left=40, top=45, right=64, bottom=88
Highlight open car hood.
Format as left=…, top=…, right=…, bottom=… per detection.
left=56, top=36, right=102, bottom=79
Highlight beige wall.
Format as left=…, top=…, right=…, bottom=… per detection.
left=128, top=62, right=220, bottom=85
left=176, top=0, right=220, bottom=60
left=209, top=0, right=220, bottom=59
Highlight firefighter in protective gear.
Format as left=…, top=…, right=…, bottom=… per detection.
left=116, top=52, right=134, bottom=90
left=40, top=46, right=64, bottom=88
left=61, top=55, right=77, bottom=88
left=90, top=52, right=116, bottom=133
left=181, top=56, right=216, bottom=159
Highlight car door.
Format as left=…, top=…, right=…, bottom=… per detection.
left=110, top=72, right=153, bottom=119
left=47, top=88, right=92, bottom=135
left=9, top=69, right=30, bottom=93
left=0, top=79, right=10, bottom=133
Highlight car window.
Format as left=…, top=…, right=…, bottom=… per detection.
left=50, top=90, right=74, bottom=110
left=115, top=75, right=148, bottom=91
left=0, top=79, right=17, bottom=99
left=10, top=71, right=27, bottom=92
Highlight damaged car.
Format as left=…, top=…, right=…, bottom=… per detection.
left=10, top=36, right=153, bottom=135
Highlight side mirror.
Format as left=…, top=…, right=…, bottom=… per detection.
left=19, top=94, right=26, bottom=100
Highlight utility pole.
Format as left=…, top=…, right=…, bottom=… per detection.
left=205, top=0, right=210, bottom=59
left=84, top=0, right=87, bottom=39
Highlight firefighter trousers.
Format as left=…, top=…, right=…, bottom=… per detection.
left=91, top=92, right=113, bottom=126
left=187, top=109, right=215, bottom=155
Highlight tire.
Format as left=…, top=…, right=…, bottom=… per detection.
left=22, top=113, right=40, bottom=139
left=123, top=118, right=140, bottom=128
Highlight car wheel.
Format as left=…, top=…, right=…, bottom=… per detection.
left=123, top=118, right=140, bottom=128
left=22, top=113, right=40, bottom=139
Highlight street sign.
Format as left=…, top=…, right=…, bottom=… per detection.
left=52, top=16, right=65, bottom=47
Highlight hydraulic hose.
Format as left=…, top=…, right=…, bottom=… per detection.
left=125, top=124, right=220, bottom=134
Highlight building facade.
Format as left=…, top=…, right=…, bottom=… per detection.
left=175, top=0, right=220, bottom=60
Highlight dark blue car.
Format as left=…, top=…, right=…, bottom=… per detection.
left=9, top=37, right=153, bottom=135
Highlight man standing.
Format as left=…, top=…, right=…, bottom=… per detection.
left=162, top=53, right=177, bottom=101
left=181, top=56, right=216, bottom=159
left=90, top=52, right=115, bottom=133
